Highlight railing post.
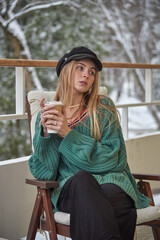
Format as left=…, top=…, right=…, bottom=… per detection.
left=15, top=67, right=25, bottom=115
left=145, top=69, right=152, bottom=102
left=121, top=107, right=128, bottom=140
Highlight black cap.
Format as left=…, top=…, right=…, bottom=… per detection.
left=56, top=46, right=102, bottom=77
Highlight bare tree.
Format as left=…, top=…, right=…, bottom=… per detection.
left=0, top=0, right=80, bottom=90
left=95, top=0, right=160, bottom=128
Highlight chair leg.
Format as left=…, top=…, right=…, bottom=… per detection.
left=27, top=189, right=43, bottom=240
left=152, top=226, right=160, bottom=240
left=41, top=188, right=58, bottom=240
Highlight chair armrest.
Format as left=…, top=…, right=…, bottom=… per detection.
left=132, top=173, right=160, bottom=181
left=132, top=173, right=160, bottom=206
left=25, top=178, right=59, bottom=189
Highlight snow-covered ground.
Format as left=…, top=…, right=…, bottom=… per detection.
left=110, top=82, right=159, bottom=139
left=21, top=233, right=70, bottom=240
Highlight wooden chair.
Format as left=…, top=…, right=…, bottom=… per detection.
left=26, top=90, right=160, bottom=240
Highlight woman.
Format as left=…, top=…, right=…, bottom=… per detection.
left=29, top=46, right=151, bottom=240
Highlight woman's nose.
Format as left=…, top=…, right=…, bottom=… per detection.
left=83, top=70, right=89, bottom=78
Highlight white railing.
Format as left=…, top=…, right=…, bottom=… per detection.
left=0, top=59, right=160, bottom=139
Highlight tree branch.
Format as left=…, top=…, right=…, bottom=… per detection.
left=5, top=0, right=80, bottom=27
left=8, top=0, right=19, bottom=13
left=0, top=15, right=5, bottom=27
left=86, top=0, right=99, bottom=6
left=0, top=0, right=7, bottom=16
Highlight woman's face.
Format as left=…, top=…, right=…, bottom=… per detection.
left=72, top=59, right=96, bottom=95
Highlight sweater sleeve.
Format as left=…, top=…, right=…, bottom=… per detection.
left=58, top=98, right=127, bottom=174
left=29, top=112, right=61, bottom=180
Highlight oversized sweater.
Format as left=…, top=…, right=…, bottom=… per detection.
left=29, top=97, right=151, bottom=212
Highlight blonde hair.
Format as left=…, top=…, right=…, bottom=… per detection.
left=54, top=60, right=119, bottom=141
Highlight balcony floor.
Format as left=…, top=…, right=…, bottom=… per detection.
left=20, top=226, right=154, bottom=240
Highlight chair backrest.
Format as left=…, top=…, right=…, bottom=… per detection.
left=27, top=87, right=108, bottom=143
left=27, top=91, right=56, bottom=142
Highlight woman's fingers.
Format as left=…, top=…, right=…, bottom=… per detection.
left=40, top=97, right=45, bottom=108
left=45, top=119, right=70, bottom=138
left=39, top=101, right=70, bottom=138
left=42, top=108, right=60, bottom=116
left=40, top=106, right=61, bottom=128
left=40, top=98, right=57, bottom=113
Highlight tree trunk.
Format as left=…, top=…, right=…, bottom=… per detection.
left=2, top=26, right=33, bottom=92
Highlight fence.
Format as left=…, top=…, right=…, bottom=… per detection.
left=0, top=59, right=160, bottom=139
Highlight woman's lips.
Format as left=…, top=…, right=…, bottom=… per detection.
left=79, top=81, right=87, bottom=85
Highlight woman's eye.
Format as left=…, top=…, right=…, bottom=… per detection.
left=89, top=71, right=95, bottom=76
left=77, top=66, right=83, bottom=70
left=76, top=65, right=95, bottom=76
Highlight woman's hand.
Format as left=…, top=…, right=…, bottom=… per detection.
left=40, top=98, right=71, bottom=138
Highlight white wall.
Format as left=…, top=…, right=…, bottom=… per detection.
left=126, top=132, right=160, bottom=192
left=0, top=157, right=36, bottom=240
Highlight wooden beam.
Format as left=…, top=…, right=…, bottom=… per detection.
left=1, top=59, right=160, bottom=69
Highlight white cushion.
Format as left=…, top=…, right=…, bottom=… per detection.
left=136, top=205, right=160, bottom=224
left=54, top=205, right=160, bottom=226
left=54, top=211, right=70, bottom=225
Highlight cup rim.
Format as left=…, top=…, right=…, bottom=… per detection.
left=44, top=101, right=63, bottom=106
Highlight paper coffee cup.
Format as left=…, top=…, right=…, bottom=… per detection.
left=44, top=101, right=63, bottom=134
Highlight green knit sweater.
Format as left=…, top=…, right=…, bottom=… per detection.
left=29, top=97, right=151, bottom=212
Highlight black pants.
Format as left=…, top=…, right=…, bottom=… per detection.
left=57, top=170, right=137, bottom=240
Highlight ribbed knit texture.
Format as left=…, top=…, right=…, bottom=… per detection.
left=29, top=97, right=151, bottom=212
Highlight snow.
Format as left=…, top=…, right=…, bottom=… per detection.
left=5, top=1, right=80, bottom=27
left=110, top=81, right=159, bottom=138
left=8, top=21, right=31, bottom=58
left=0, top=1, right=7, bottom=15
left=0, top=1, right=43, bottom=90
left=0, top=0, right=82, bottom=90
left=21, top=232, right=71, bottom=240
left=98, top=0, right=146, bottom=90
left=8, top=0, right=18, bottom=14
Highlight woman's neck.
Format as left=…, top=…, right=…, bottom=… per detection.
left=68, top=94, right=83, bottom=107
left=67, top=103, right=81, bottom=109
left=64, top=94, right=84, bottom=121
